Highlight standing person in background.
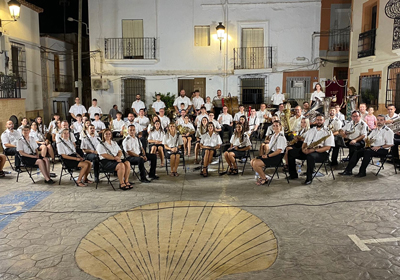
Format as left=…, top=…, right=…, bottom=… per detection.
left=359, top=103, right=367, bottom=121
left=173, top=89, right=192, bottom=115
left=364, top=107, right=377, bottom=132
left=204, top=96, right=214, bottom=113
left=271, top=86, right=285, bottom=109
left=310, top=83, right=325, bottom=114
left=344, top=86, right=358, bottom=121
left=151, top=93, right=166, bottom=114
left=88, top=99, right=102, bottom=121
left=69, top=97, right=87, bottom=120
left=192, top=90, right=205, bottom=114
left=131, top=94, right=146, bottom=116
left=218, top=105, right=233, bottom=142
left=109, top=105, right=118, bottom=119
left=212, top=89, right=223, bottom=117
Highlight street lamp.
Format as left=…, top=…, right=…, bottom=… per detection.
left=67, top=17, right=89, bottom=35
left=8, top=0, right=21, bottom=21
left=216, top=22, right=225, bottom=51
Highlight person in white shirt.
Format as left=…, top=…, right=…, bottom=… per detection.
left=359, top=103, right=367, bottom=121
left=88, top=99, right=103, bottom=120
left=224, top=123, right=251, bottom=175
left=258, top=103, right=272, bottom=136
left=147, top=115, right=161, bottom=132
left=112, top=112, right=125, bottom=137
left=251, top=120, right=287, bottom=185
left=17, top=118, right=29, bottom=134
left=289, top=106, right=304, bottom=134
left=80, top=124, right=100, bottom=182
left=123, top=125, right=158, bottom=183
left=135, top=108, right=150, bottom=150
left=92, top=113, right=106, bottom=133
left=192, top=90, right=205, bottom=113
left=48, top=113, right=60, bottom=136
left=148, top=121, right=166, bottom=167
left=123, top=113, right=136, bottom=132
left=213, top=89, right=223, bottom=117
left=271, top=86, right=285, bottom=108
left=158, top=108, right=170, bottom=130
left=339, top=115, right=394, bottom=177
left=151, top=93, right=166, bottom=114
left=69, top=97, right=87, bottom=120
left=208, top=113, right=222, bottom=132
left=288, top=115, right=335, bottom=185
left=194, top=116, right=209, bottom=164
left=335, top=104, right=346, bottom=125
left=175, top=109, right=186, bottom=126
left=204, top=96, right=214, bottom=113
left=30, top=122, right=55, bottom=162
left=97, top=129, right=132, bottom=190
left=259, top=115, right=280, bottom=156
left=195, top=106, right=208, bottom=127
left=326, top=107, right=345, bottom=166
left=18, top=125, right=55, bottom=184
left=163, top=123, right=184, bottom=176
left=57, top=128, right=92, bottom=187
left=218, top=105, right=233, bottom=141
left=234, top=104, right=246, bottom=125
left=181, top=115, right=195, bottom=157
left=131, top=94, right=146, bottom=116
left=200, top=122, right=222, bottom=177
left=2, top=120, right=21, bottom=170
left=247, top=108, right=260, bottom=138
left=310, top=83, right=325, bottom=114
left=385, top=104, right=399, bottom=124
left=274, top=103, right=285, bottom=120
left=173, top=89, right=192, bottom=115
left=70, top=114, right=84, bottom=138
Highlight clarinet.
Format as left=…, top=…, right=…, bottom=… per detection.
left=59, top=137, right=79, bottom=158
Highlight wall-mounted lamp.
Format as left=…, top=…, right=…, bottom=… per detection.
left=0, top=0, right=21, bottom=27
left=216, top=22, right=225, bottom=51
left=68, top=17, right=89, bottom=35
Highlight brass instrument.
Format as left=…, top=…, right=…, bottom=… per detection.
left=304, top=97, right=322, bottom=123
left=280, top=103, right=292, bottom=134
left=289, top=135, right=304, bottom=146
left=386, top=118, right=400, bottom=133
left=365, top=136, right=375, bottom=148
left=109, top=116, right=114, bottom=131
left=122, top=126, right=128, bottom=138
left=307, top=132, right=331, bottom=149
left=177, top=125, right=195, bottom=135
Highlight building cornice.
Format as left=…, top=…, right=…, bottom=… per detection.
left=17, top=0, right=44, bottom=14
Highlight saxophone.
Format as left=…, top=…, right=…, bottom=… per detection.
left=109, top=116, right=114, bottom=131
left=280, top=103, right=292, bottom=134
left=365, top=137, right=375, bottom=148
left=307, top=131, right=331, bottom=149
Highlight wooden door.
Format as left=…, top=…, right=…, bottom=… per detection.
left=194, top=78, right=206, bottom=99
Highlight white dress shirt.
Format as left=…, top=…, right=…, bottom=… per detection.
left=230, top=134, right=251, bottom=148
left=80, top=135, right=100, bottom=152
left=234, top=112, right=246, bottom=122
left=218, top=113, right=233, bottom=125
left=29, top=130, right=45, bottom=142
left=1, top=129, right=21, bottom=149
left=151, top=100, right=166, bottom=113
left=71, top=121, right=84, bottom=134
left=92, top=120, right=106, bottom=131
left=96, top=141, right=121, bottom=160
left=210, top=119, right=221, bottom=130
left=195, top=126, right=208, bottom=138
left=204, top=102, right=213, bottom=111
left=55, top=131, right=76, bottom=143
left=342, top=120, right=368, bottom=140
left=134, top=116, right=150, bottom=132
left=271, top=93, right=285, bottom=106
left=159, top=115, right=170, bottom=130
left=69, top=104, right=87, bottom=116
left=368, top=126, right=394, bottom=148
left=17, top=136, right=38, bottom=154
left=173, top=96, right=192, bottom=109
left=324, top=117, right=342, bottom=132
left=57, top=139, right=77, bottom=155
left=88, top=106, right=103, bottom=119
left=112, top=119, right=125, bottom=132
left=385, top=113, right=399, bottom=121
left=289, top=116, right=304, bottom=132
left=122, top=135, right=142, bottom=155
left=192, top=96, right=205, bottom=110
left=257, top=110, right=272, bottom=124
left=248, top=115, right=260, bottom=132
left=176, top=117, right=185, bottom=126
left=162, top=133, right=183, bottom=147
left=131, top=100, right=146, bottom=113
left=269, top=132, right=287, bottom=153
left=310, top=91, right=325, bottom=102
left=304, top=127, right=335, bottom=148
left=148, top=129, right=165, bottom=142
left=200, top=133, right=222, bottom=147
left=195, top=114, right=209, bottom=126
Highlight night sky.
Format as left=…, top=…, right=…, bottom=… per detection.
left=29, top=0, right=88, bottom=35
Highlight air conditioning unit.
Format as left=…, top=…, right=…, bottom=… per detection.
left=92, top=78, right=109, bottom=90
left=291, top=80, right=304, bottom=88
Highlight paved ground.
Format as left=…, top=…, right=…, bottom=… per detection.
left=0, top=156, right=400, bottom=280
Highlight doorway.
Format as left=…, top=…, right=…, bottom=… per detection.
left=178, top=78, right=206, bottom=98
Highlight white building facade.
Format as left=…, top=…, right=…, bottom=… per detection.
left=88, top=0, right=321, bottom=113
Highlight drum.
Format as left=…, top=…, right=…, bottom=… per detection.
left=224, top=97, right=239, bottom=115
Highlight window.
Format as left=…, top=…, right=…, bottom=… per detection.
left=240, top=78, right=265, bottom=109
left=386, top=62, right=400, bottom=111
left=285, top=77, right=311, bottom=105
left=122, top=19, right=144, bottom=58
left=11, top=42, right=27, bottom=89
left=358, top=1, right=378, bottom=58
left=359, top=75, right=380, bottom=109
left=194, top=26, right=210, bottom=46
left=122, top=78, right=145, bottom=114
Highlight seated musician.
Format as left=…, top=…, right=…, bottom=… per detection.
left=258, top=103, right=272, bottom=137
left=289, top=106, right=304, bottom=136
left=259, top=115, right=279, bottom=156
left=335, top=104, right=346, bottom=125
left=251, top=120, right=286, bottom=185
left=163, top=123, right=184, bottom=177
left=234, top=104, right=246, bottom=126
left=287, top=114, right=334, bottom=185
left=283, top=118, right=310, bottom=171
left=208, top=113, right=222, bottom=134
left=1, top=121, right=21, bottom=171
left=176, top=109, right=187, bottom=126
left=57, top=128, right=92, bottom=187
left=200, top=122, right=222, bottom=177
left=339, top=115, right=394, bottom=177
left=217, top=105, right=233, bottom=142
left=274, top=103, right=284, bottom=120
left=58, top=120, right=84, bottom=157
left=158, top=108, right=170, bottom=131
left=337, top=110, right=367, bottom=161
left=224, top=123, right=251, bottom=175
left=96, top=129, right=132, bottom=190
left=30, top=121, right=55, bottom=163
left=123, top=113, right=136, bottom=130
left=92, top=113, right=106, bottom=134
left=123, top=125, right=158, bottom=183
left=80, top=124, right=100, bottom=183
left=147, top=115, right=161, bottom=131
left=181, top=115, right=195, bottom=157
left=385, top=104, right=400, bottom=160
left=134, top=108, right=150, bottom=150
left=195, top=106, right=208, bottom=127
left=247, top=108, right=260, bottom=139
left=112, top=111, right=125, bottom=137
left=302, top=101, right=310, bottom=115
left=148, top=121, right=165, bottom=167
left=70, top=114, right=84, bottom=140
left=194, top=117, right=209, bottom=164
left=17, top=125, right=55, bottom=184
left=326, top=107, right=344, bottom=166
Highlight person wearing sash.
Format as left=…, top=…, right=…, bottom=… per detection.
left=35, top=116, right=47, bottom=139
left=123, top=125, right=158, bottom=183
left=325, top=107, right=344, bottom=166
left=70, top=114, right=84, bottom=140
left=251, top=120, right=286, bottom=185
left=148, top=121, right=165, bottom=167
left=158, top=108, right=170, bottom=131
left=163, top=123, right=183, bottom=176
left=194, top=117, right=209, bottom=164
left=96, top=129, right=132, bottom=190
left=30, top=122, right=55, bottom=163
left=200, top=122, right=222, bottom=177
left=217, top=105, right=233, bottom=142
left=247, top=108, right=260, bottom=138
left=287, top=114, right=335, bottom=185
left=80, top=124, right=100, bottom=182
left=283, top=118, right=310, bottom=171
left=339, top=115, right=394, bottom=177
left=2, top=120, right=22, bottom=171
left=17, top=125, right=55, bottom=184
left=224, top=123, right=251, bottom=175
left=259, top=115, right=279, bottom=156
left=112, top=111, right=125, bottom=138
left=57, top=128, right=92, bottom=187
left=92, top=113, right=106, bottom=134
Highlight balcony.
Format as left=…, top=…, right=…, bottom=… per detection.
left=234, top=47, right=273, bottom=72
left=104, top=37, right=157, bottom=64
left=358, top=29, right=376, bottom=59
left=54, top=75, right=73, bottom=92
left=328, top=28, right=350, bottom=52
left=0, top=75, right=21, bottom=98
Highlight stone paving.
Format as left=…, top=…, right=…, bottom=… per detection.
left=0, top=158, right=400, bottom=280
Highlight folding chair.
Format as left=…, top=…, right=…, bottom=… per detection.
left=200, top=147, right=223, bottom=175
left=262, top=152, right=290, bottom=186
left=221, top=149, right=251, bottom=176
left=95, top=160, right=118, bottom=191
left=164, top=148, right=186, bottom=175
left=16, top=153, right=37, bottom=183
left=121, top=150, right=148, bottom=181
left=2, top=145, right=16, bottom=171
left=372, top=150, right=397, bottom=176
left=311, top=148, right=335, bottom=181
left=58, top=156, right=80, bottom=186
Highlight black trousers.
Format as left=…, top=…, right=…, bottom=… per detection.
left=4, top=148, right=20, bottom=168
left=288, top=149, right=328, bottom=181
left=332, top=139, right=364, bottom=164
left=345, top=148, right=388, bottom=174
left=84, top=153, right=99, bottom=180
left=126, top=153, right=156, bottom=179
left=214, top=107, right=222, bottom=117
left=219, top=124, right=233, bottom=142
left=391, top=134, right=400, bottom=159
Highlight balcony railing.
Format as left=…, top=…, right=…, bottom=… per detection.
left=234, top=47, right=273, bottom=70
left=358, top=29, right=376, bottom=58
left=328, top=28, right=350, bottom=51
left=105, top=37, right=157, bottom=60
left=54, top=74, right=73, bottom=92
left=0, top=75, right=21, bottom=98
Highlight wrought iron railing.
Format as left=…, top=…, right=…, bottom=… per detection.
left=234, top=47, right=273, bottom=70
left=358, top=29, right=376, bottom=58
left=0, top=75, right=21, bottom=98
left=54, top=74, right=73, bottom=92
left=105, top=37, right=157, bottom=60
left=328, top=28, right=350, bottom=51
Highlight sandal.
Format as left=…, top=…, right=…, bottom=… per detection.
left=282, top=165, right=289, bottom=172
left=119, top=183, right=129, bottom=191
left=0, top=171, right=5, bottom=177
left=202, top=167, right=208, bottom=177
left=170, top=172, right=175, bottom=177
left=125, top=181, right=134, bottom=189
left=232, top=168, right=239, bottom=175
left=84, top=179, right=94, bottom=184
left=77, top=182, right=87, bottom=187
left=174, top=172, right=179, bottom=177
left=256, top=178, right=268, bottom=186
left=228, top=167, right=234, bottom=175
